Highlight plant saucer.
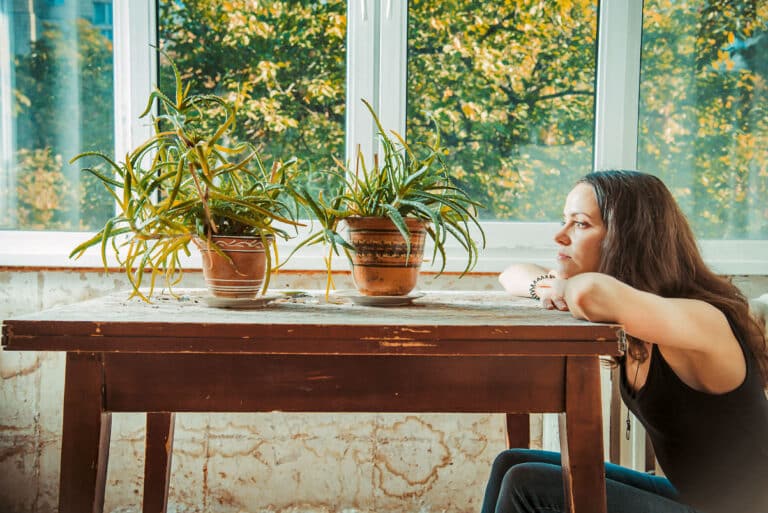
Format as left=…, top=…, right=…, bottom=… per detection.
left=202, top=293, right=282, bottom=310
left=333, top=290, right=425, bottom=307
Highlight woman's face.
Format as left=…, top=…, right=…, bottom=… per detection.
left=554, top=183, right=607, bottom=278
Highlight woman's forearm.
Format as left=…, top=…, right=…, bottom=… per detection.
left=498, top=263, right=552, bottom=297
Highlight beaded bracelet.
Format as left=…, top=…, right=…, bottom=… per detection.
left=529, top=274, right=555, bottom=300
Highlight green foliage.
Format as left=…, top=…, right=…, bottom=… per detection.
left=69, top=53, right=301, bottom=301
left=157, top=0, right=345, bottom=203
left=11, top=18, right=114, bottom=230
left=14, top=148, right=74, bottom=229
left=289, top=99, right=485, bottom=293
left=638, top=0, right=768, bottom=238
left=407, top=0, right=598, bottom=221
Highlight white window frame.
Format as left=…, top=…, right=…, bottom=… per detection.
left=1, top=0, right=767, bottom=274
left=0, top=0, right=13, bottom=221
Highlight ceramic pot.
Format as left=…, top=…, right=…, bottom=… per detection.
left=345, top=216, right=426, bottom=296
left=195, top=235, right=271, bottom=298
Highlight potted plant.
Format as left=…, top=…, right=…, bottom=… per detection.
left=290, top=99, right=485, bottom=297
left=69, top=54, right=301, bottom=301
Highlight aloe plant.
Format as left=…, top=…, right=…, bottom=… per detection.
left=69, top=52, right=301, bottom=301
left=289, top=98, right=485, bottom=294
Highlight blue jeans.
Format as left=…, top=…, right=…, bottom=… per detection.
left=481, top=449, right=700, bottom=513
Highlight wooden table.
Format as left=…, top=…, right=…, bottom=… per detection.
left=1, top=290, right=623, bottom=513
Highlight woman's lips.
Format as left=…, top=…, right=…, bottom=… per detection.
left=557, top=253, right=571, bottom=260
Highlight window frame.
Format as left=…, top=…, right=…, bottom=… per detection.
left=1, top=0, right=766, bottom=274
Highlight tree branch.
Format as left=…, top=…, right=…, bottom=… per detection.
left=535, top=89, right=594, bottom=102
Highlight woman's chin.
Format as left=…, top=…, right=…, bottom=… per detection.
left=556, top=263, right=574, bottom=279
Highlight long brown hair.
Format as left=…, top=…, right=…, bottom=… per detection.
left=578, top=170, right=768, bottom=386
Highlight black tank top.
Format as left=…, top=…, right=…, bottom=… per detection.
left=620, top=318, right=768, bottom=513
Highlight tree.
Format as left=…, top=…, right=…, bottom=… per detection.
left=157, top=0, right=347, bottom=202
left=12, top=18, right=115, bottom=230
left=407, top=0, right=597, bottom=220
left=638, top=0, right=768, bottom=238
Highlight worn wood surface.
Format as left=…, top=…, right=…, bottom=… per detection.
left=143, top=413, right=175, bottom=513
left=559, top=357, right=607, bottom=513
left=505, top=413, right=531, bottom=449
left=1, top=290, right=622, bottom=356
left=1, top=289, right=621, bottom=513
left=103, top=353, right=567, bottom=413
left=60, top=352, right=112, bottom=513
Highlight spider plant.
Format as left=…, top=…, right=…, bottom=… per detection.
left=289, top=98, right=485, bottom=295
left=69, top=52, right=301, bottom=301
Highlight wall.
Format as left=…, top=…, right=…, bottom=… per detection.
left=2, top=270, right=766, bottom=513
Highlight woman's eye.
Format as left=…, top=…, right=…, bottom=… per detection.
left=561, top=219, right=589, bottom=228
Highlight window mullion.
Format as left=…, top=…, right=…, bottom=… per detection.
left=378, top=0, right=407, bottom=139
left=0, top=1, right=15, bottom=226
left=346, top=0, right=377, bottom=167
left=113, top=0, right=156, bottom=212
left=593, top=0, right=643, bottom=171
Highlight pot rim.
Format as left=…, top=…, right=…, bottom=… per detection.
left=343, top=216, right=428, bottom=227
left=194, top=233, right=276, bottom=240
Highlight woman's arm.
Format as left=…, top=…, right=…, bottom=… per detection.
left=498, top=263, right=553, bottom=297
left=559, top=272, right=745, bottom=392
left=563, top=273, right=730, bottom=351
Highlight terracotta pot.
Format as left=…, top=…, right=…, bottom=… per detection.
left=194, top=235, right=271, bottom=298
left=345, top=216, right=426, bottom=296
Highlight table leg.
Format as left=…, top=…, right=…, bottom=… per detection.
left=60, top=352, right=112, bottom=513
left=143, top=412, right=176, bottom=513
left=504, top=414, right=530, bottom=449
left=558, top=356, right=607, bottom=513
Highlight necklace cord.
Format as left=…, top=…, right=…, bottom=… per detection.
left=626, top=357, right=641, bottom=440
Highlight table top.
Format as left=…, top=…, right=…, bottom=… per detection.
left=1, top=289, right=624, bottom=356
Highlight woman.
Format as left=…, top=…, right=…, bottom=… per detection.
left=484, top=170, right=768, bottom=513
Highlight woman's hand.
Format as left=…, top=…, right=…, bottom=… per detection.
left=536, top=275, right=570, bottom=311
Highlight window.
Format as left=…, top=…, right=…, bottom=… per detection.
left=157, top=0, right=346, bottom=203
left=638, top=0, right=768, bottom=239
left=0, top=0, right=766, bottom=273
left=1, top=0, right=114, bottom=231
left=407, top=1, right=598, bottom=221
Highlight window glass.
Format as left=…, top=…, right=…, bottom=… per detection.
left=407, top=1, right=598, bottom=221
left=1, top=0, right=115, bottom=231
left=638, top=1, right=768, bottom=238
left=157, top=0, right=346, bottom=202
left=93, top=3, right=112, bottom=26
left=93, top=1, right=113, bottom=39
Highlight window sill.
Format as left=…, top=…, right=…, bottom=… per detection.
left=1, top=224, right=767, bottom=275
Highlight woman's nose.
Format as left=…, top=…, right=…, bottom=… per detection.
left=554, top=225, right=570, bottom=246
